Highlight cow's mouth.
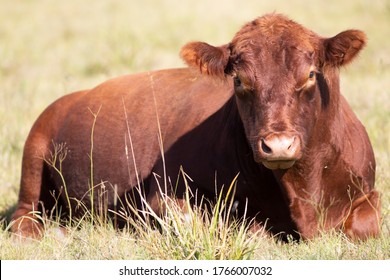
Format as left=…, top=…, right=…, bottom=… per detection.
left=261, top=160, right=296, bottom=170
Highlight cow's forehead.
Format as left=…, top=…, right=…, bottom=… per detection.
left=231, top=14, right=318, bottom=59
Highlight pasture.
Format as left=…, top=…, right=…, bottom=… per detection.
left=0, top=0, right=389, bottom=259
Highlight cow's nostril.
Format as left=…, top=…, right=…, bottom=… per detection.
left=287, top=136, right=296, bottom=150
left=261, top=138, right=272, bottom=154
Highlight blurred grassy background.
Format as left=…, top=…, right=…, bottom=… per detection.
left=0, top=0, right=389, bottom=259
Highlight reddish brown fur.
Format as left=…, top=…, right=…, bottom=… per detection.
left=11, top=14, right=380, bottom=241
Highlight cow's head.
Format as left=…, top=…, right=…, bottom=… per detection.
left=181, top=14, right=366, bottom=170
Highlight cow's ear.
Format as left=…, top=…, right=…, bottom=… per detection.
left=322, top=30, right=366, bottom=67
left=180, top=42, right=231, bottom=77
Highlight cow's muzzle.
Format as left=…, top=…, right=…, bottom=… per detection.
left=257, top=133, right=301, bottom=170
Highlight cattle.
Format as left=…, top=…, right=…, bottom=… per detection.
left=11, top=13, right=380, bottom=241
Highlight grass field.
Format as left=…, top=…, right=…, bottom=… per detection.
left=0, top=0, right=389, bottom=259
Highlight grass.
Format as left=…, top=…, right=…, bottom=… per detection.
left=1, top=0, right=389, bottom=259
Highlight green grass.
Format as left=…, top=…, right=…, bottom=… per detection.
left=1, top=0, right=389, bottom=259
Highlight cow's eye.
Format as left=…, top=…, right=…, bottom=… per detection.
left=233, top=74, right=253, bottom=98
left=234, top=76, right=242, bottom=88
left=309, top=71, right=315, bottom=79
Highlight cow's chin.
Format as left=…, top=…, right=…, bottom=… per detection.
left=261, top=160, right=296, bottom=170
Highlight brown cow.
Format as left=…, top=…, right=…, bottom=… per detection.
left=11, top=14, right=380, bottom=240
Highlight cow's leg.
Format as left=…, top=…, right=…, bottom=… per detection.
left=344, top=190, right=381, bottom=240
left=288, top=197, right=319, bottom=239
left=11, top=135, right=49, bottom=239
left=145, top=176, right=186, bottom=217
left=145, top=180, right=164, bottom=217
left=145, top=163, right=192, bottom=222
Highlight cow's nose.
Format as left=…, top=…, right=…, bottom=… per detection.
left=259, top=134, right=300, bottom=161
